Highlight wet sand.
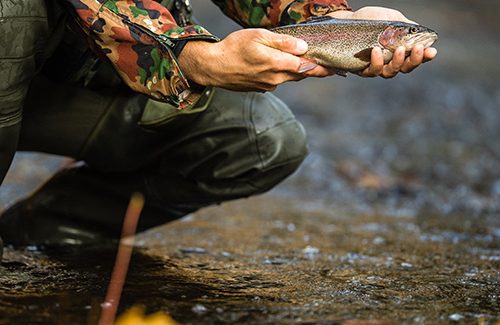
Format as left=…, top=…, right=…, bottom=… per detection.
left=1, top=0, right=499, bottom=324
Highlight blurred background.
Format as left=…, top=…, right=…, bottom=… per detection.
left=193, top=0, right=500, bottom=221
left=1, top=0, right=499, bottom=324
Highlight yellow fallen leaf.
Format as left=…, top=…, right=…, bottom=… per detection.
left=115, top=307, right=181, bottom=325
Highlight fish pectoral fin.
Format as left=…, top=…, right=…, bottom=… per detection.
left=354, top=48, right=373, bottom=62
left=382, top=49, right=394, bottom=64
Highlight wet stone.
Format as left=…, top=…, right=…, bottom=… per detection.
left=400, top=262, right=413, bottom=269
left=449, top=313, right=464, bottom=321
left=179, top=247, right=208, bottom=255
left=302, top=246, right=320, bottom=260
left=192, top=304, right=208, bottom=315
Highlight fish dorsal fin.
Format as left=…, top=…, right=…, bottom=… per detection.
left=354, top=48, right=373, bottom=62
left=300, top=15, right=335, bottom=24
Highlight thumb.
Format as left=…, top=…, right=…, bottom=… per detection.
left=262, top=30, right=309, bottom=55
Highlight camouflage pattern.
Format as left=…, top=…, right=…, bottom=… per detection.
left=212, top=0, right=352, bottom=27
left=66, top=0, right=219, bottom=109
left=65, top=0, right=351, bottom=109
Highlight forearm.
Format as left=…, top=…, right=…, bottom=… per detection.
left=64, top=0, right=219, bottom=109
left=211, top=0, right=352, bottom=28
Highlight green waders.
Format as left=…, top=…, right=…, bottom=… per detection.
left=0, top=0, right=308, bottom=246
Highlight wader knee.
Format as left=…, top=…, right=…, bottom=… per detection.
left=222, top=89, right=309, bottom=192
left=237, top=91, right=308, bottom=193
left=148, top=89, right=309, bottom=206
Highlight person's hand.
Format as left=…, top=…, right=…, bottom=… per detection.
left=178, top=29, right=336, bottom=92
left=328, top=6, right=437, bottom=78
left=333, top=6, right=415, bottom=23
left=360, top=44, right=436, bottom=78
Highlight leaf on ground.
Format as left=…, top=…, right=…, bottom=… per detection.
left=115, top=307, right=181, bottom=325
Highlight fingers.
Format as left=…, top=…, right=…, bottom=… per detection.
left=360, top=47, right=384, bottom=78
left=381, top=46, right=405, bottom=78
left=262, top=29, right=309, bottom=55
left=360, top=45, right=437, bottom=78
left=401, top=44, right=424, bottom=73
left=423, top=47, right=437, bottom=62
left=255, top=29, right=312, bottom=74
left=258, top=30, right=338, bottom=77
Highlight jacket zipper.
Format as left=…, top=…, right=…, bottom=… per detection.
left=120, top=18, right=218, bottom=55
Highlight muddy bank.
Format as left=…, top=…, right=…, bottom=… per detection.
left=1, top=195, right=499, bottom=324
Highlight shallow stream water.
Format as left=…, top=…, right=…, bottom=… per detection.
left=1, top=0, right=499, bottom=324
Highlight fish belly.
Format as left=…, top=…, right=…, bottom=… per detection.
left=305, top=47, right=371, bottom=71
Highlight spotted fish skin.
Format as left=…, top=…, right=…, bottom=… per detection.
left=273, top=17, right=438, bottom=72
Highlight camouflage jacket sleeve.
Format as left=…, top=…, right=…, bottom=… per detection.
left=65, top=0, right=219, bottom=109
left=211, top=0, right=352, bottom=28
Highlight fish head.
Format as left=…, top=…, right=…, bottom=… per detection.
left=378, top=22, right=438, bottom=52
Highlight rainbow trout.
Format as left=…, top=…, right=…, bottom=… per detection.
left=272, top=16, right=438, bottom=73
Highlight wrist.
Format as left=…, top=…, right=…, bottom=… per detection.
left=178, top=40, right=219, bottom=87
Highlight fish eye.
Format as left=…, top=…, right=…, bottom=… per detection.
left=409, top=27, right=418, bottom=34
